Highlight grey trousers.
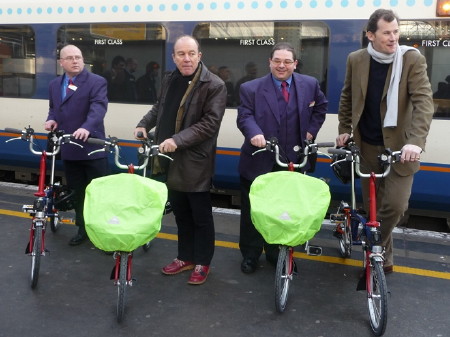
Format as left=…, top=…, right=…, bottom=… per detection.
left=359, top=141, right=414, bottom=267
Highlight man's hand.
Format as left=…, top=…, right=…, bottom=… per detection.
left=134, top=127, right=147, bottom=139
left=159, top=138, right=177, bottom=153
left=45, top=120, right=57, bottom=131
left=250, top=134, right=266, bottom=148
left=73, top=128, right=90, bottom=142
left=336, top=133, right=350, bottom=147
left=401, top=144, right=422, bottom=163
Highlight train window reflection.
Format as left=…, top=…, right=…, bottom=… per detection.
left=194, top=21, right=329, bottom=107
left=363, top=20, right=450, bottom=119
left=57, top=23, right=167, bottom=104
left=0, top=25, right=36, bottom=98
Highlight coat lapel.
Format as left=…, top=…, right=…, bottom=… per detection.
left=359, top=52, right=370, bottom=102
left=261, top=74, right=281, bottom=124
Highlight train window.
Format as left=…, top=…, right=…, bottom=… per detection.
left=57, top=23, right=167, bottom=104
left=0, top=25, right=36, bottom=98
left=362, top=20, right=450, bottom=119
left=193, top=21, right=329, bottom=107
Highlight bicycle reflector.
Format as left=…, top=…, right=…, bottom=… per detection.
left=437, top=0, right=450, bottom=16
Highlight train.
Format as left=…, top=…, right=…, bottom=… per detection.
left=1, top=0, right=450, bottom=223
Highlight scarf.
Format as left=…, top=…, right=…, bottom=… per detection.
left=367, top=42, right=419, bottom=127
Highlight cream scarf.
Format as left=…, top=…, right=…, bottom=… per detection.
left=367, top=42, right=419, bottom=127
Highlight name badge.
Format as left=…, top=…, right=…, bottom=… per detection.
left=68, top=84, right=77, bottom=91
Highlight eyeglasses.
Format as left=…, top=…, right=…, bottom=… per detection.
left=271, top=59, right=295, bottom=66
left=61, top=55, right=83, bottom=61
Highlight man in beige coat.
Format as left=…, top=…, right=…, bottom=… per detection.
left=336, top=9, right=433, bottom=273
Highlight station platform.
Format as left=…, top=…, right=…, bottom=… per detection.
left=0, top=182, right=449, bottom=337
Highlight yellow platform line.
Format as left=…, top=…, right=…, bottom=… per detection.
left=2, top=209, right=449, bottom=280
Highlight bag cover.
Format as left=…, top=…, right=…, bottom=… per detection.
left=84, top=173, right=168, bottom=252
left=250, top=171, right=330, bottom=246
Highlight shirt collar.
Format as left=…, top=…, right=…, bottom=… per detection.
left=272, top=75, right=293, bottom=88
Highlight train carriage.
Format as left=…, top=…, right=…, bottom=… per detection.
left=1, top=0, right=449, bottom=223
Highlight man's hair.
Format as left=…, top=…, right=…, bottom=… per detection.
left=366, top=9, right=400, bottom=34
left=173, top=35, right=201, bottom=53
left=270, top=42, right=297, bottom=61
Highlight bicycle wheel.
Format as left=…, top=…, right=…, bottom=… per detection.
left=338, top=214, right=352, bottom=258
left=116, top=253, right=128, bottom=323
left=142, top=241, right=151, bottom=252
left=274, top=246, right=293, bottom=313
left=367, top=260, right=388, bottom=336
left=49, top=213, right=60, bottom=232
left=30, top=224, right=43, bottom=289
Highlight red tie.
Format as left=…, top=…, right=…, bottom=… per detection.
left=281, top=81, right=289, bottom=102
left=66, top=79, right=73, bottom=95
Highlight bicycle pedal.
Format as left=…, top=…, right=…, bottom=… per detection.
left=307, top=245, right=322, bottom=256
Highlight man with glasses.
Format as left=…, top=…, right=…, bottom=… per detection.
left=45, top=44, right=109, bottom=246
left=237, top=42, right=328, bottom=273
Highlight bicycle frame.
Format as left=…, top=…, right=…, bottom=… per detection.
left=253, top=138, right=334, bottom=313
left=87, top=134, right=171, bottom=322
left=329, top=143, right=400, bottom=336
left=5, top=127, right=78, bottom=288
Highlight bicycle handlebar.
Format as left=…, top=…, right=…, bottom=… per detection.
left=328, top=144, right=402, bottom=179
left=87, top=135, right=173, bottom=171
left=253, top=137, right=335, bottom=169
left=5, top=126, right=81, bottom=157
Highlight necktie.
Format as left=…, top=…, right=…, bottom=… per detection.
left=66, top=79, right=73, bottom=96
left=281, top=81, right=289, bottom=102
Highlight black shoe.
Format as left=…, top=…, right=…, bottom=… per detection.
left=241, top=258, right=258, bottom=274
left=69, top=233, right=87, bottom=246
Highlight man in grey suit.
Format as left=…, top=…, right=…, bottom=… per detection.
left=336, top=9, right=434, bottom=273
left=237, top=42, right=328, bottom=273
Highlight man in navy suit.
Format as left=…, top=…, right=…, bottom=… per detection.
left=237, top=42, right=328, bottom=273
left=45, top=44, right=109, bottom=246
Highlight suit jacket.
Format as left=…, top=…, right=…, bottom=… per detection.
left=136, top=63, right=227, bottom=192
left=237, top=72, right=328, bottom=181
left=47, top=69, right=108, bottom=160
left=338, top=48, right=434, bottom=176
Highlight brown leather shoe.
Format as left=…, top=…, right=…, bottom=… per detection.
left=188, top=265, right=210, bottom=285
left=383, top=265, right=394, bottom=274
left=162, top=258, right=195, bottom=275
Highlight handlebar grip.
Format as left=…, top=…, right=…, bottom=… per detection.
left=136, top=131, right=144, bottom=138
left=5, top=127, right=23, bottom=134
left=328, top=148, right=348, bottom=155
left=87, top=138, right=106, bottom=146
left=316, top=142, right=335, bottom=148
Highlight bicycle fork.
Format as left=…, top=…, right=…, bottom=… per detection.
left=25, top=216, right=46, bottom=256
left=112, top=253, right=133, bottom=286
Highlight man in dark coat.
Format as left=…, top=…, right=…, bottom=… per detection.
left=134, top=35, right=226, bottom=285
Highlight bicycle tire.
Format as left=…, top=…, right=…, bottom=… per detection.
left=338, top=213, right=352, bottom=258
left=116, top=253, right=128, bottom=323
left=142, top=241, right=151, bottom=252
left=30, top=225, right=43, bottom=289
left=49, top=213, right=60, bottom=233
left=274, top=245, right=292, bottom=313
left=367, top=260, right=388, bottom=336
